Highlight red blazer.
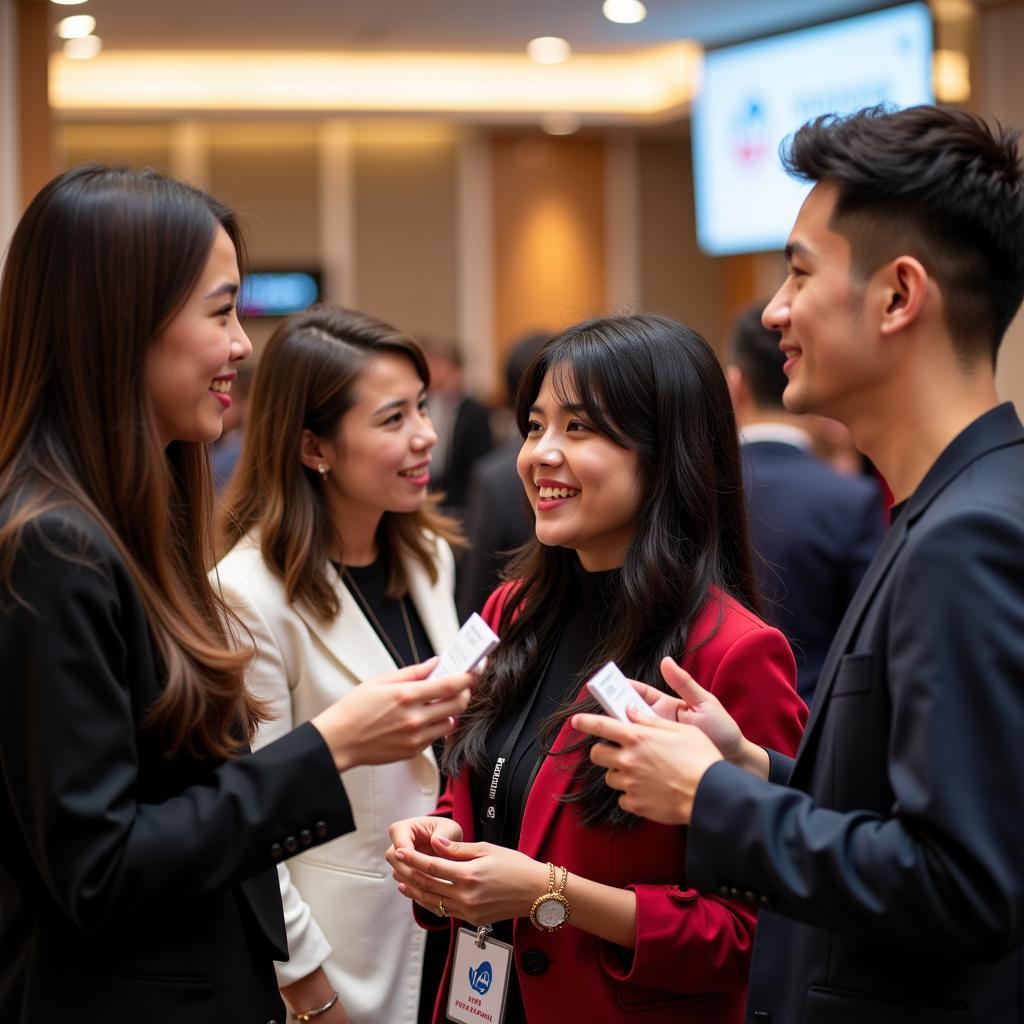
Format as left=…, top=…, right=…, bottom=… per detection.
left=421, top=582, right=807, bottom=1023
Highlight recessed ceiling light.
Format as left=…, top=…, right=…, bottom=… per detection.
left=63, top=35, right=102, bottom=59
left=603, top=0, right=647, bottom=25
left=527, top=36, right=572, bottom=65
left=57, top=14, right=96, bottom=38
left=50, top=0, right=90, bottom=5
left=540, top=112, right=580, bottom=136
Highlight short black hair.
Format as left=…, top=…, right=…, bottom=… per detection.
left=730, top=302, right=786, bottom=409
left=783, top=104, right=1024, bottom=364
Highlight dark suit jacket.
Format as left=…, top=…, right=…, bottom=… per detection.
left=456, top=437, right=533, bottom=618
left=741, top=440, right=884, bottom=701
left=0, top=508, right=357, bottom=1024
left=687, top=404, right=1024, bottom=1023
left=431, top=396, right=493, bottom=515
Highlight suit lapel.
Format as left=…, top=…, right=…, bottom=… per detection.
left=795, top=404, right=1024, bottom=763
left=406, top=552, right=460, bottom=659
left=794, top=516, right=907, bottom=755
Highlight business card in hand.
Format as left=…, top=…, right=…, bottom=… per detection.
left=586, top=662, right=657, bottom=723
left=427, top=613, right=500, bottom=680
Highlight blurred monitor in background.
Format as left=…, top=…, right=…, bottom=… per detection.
left=693, top=2, right=933, bottom=256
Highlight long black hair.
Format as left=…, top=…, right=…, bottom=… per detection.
left=442, top=314, right=759, bottom=826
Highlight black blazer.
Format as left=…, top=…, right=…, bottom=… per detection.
left=688, top=404, right=1024, bottom=1024
left=741, top=440, right=884, bottom=701
left=0, top=508, right=357, bottom=1024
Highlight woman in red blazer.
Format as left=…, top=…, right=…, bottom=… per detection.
left=388, top=315, right=806, bottom=1023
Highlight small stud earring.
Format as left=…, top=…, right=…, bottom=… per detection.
left=317, top=463, right=329, bottom=478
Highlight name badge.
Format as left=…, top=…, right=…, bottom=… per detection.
left=446, top=926, right=513, bottom=1024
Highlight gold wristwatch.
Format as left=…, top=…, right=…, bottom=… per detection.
left=529, top=862, right=571, bottom=931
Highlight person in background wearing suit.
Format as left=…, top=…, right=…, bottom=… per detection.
left=0, top=167, right=474, bottom=1024
left=727, top=302, right=884, bottom=701
left=215, top=305, right=464, bottom=1024
left=421, top=335, right=493, bottom=517
left=457, top=331, right=549, bottom=618
left=575, top=105, right=1024, bottom=1024
left=388, top=316, right=806, bottom=1023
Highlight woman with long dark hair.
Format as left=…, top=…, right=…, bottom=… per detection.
left=215, top=305, right=463, bottom=1023
left=0, top=166, right=473, bottom=1024
left=388, top=314, right=806, bottom=1023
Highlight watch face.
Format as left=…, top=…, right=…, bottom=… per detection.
left=536, top=896, right=567, bottom=928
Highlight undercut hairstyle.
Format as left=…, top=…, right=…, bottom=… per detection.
left=783, top=104, right=1024, bottom=364
left=0, top=164, right=263, bottom=761
left=730, top=302, right=786, bottom=409
left=218, top=305, right=463, bottom=621
left=442, top=314, right=760, bottom=827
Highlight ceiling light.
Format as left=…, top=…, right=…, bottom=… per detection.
left=603, top=0, right=647, bottom=25
left=540, top=113, right=580, bottom=135
left=933, top=49, right=970, bottom=104
left=50, top=0, right=89, bottom=5
left=57, top=14, right=96, bottom=38
left=527, top=36, right=571, bottom=65
left=63, top=35, right=102, bottom=60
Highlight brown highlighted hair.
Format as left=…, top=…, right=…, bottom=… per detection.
left=0, top=164, right=262, bottom=761
left=218, top=304, right=463, bottom=621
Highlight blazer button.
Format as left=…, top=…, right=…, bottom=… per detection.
left=759, top=895, right=771, bottom=908
left=521, top=949, right=548, bottom=976
left=729, top=887, right=741, bottom=898
left=718, top=885, right=730, bottom=895
left=270, top=843, right=284, bottom=862
left=744, top=890, right=757, bottom=903
left=313, top=820, right=329, bottom=839
left=284, top=835, right=299, bottom=853
left=752, top=1012, right=771, bottom=1020
left=299, top=829, right=312, bottom=847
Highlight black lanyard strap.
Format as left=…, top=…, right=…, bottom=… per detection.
left=480, top=643, right=557, bottom=846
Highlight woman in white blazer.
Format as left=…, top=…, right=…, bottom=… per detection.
left=215, top=305, right=464, bottom=1024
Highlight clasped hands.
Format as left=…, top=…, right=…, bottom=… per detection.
left=386, top=817, right=549, bottom=926
left=571, top=657, right=767, bottom=825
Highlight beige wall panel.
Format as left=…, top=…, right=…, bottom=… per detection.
left=17, top=0, right=52, bottom=207
left=59, top=123, right=174, bottom=175
left=207, top=124, right=320, bottom=270
left=977, top=3, right=1024, bottom=412
left=492, top=136, right=607, bottom=354
left=636, top=139, right=726, bottom=351
left=351, top=127, right=459, bottom=342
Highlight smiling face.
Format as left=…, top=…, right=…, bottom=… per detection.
left=762, top=182, right=879, bottom=424
left=319, top=351, right=437, bottom=523
left=145, top=226, right=252, bottom=447
left=517, top=366, right=642, bottom=571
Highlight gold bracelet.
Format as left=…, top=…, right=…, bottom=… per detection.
left=291, top=991, right=339, bottom=1022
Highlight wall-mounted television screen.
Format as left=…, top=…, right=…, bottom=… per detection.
left=239, top=270, right=321, bottom=318
left=692, top=2, right=933, bottom=257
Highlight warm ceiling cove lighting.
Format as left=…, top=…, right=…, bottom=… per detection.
left=527, top=36, right=571, bottom=64
left=51, top=44, right=702, bottom=115
left=603, top=0, right=647, bottom=25
left=63, top=35, right=102, bottom=60
left=57, top=14, right=96, bottom=38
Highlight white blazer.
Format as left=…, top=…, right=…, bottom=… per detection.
left=214, top=530, right=459, bottom=1024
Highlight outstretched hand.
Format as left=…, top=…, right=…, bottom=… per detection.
left=388, top=833, right=548, bottom=926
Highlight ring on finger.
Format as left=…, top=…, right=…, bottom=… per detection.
left=437, top=898, right=448, bottom=917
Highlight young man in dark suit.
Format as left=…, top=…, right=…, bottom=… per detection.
left=728, top=303, right=884, bottom=701
left=575, top=105, right=1024, bottom=1023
